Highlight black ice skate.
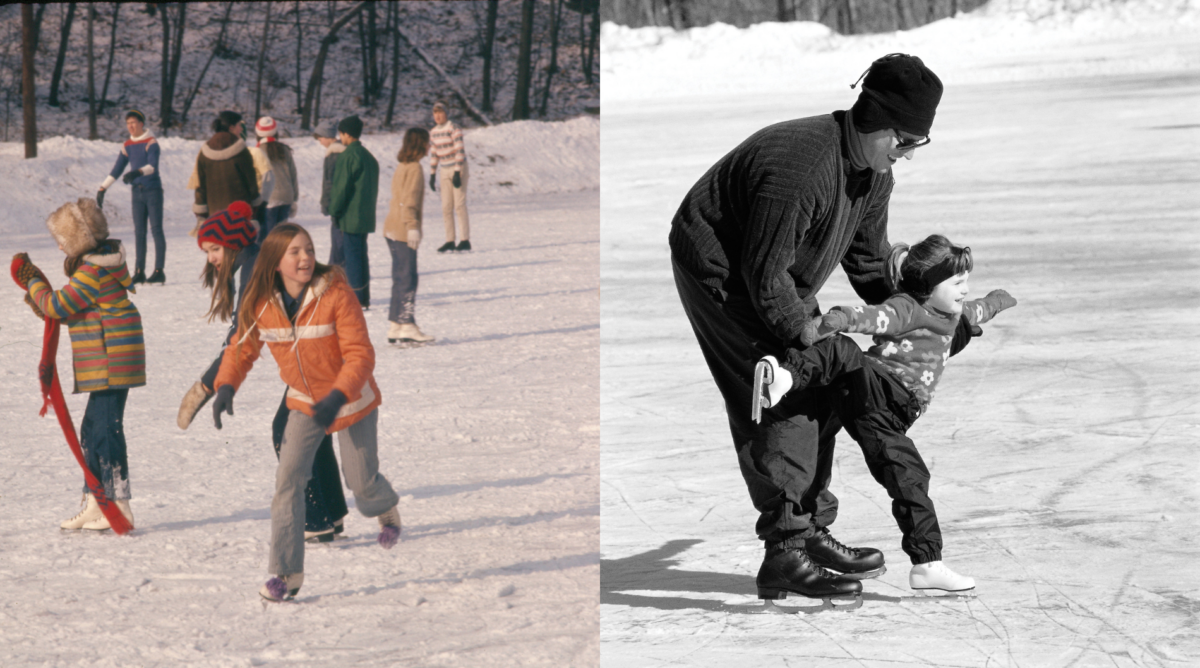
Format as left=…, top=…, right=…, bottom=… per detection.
left=756, top=545, right=863, bottom=612
left=805, top=527, right=887, bottom=580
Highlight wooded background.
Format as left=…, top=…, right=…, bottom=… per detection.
left=7, top=0, right=600, bottom=152
left=601, top=0, right=991, bottom=32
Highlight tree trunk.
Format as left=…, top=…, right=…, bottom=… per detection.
left=586, top=1, right=598, bottom=85
left=254, top=2, right=273, bottom=120
left=87, top=5, right=96, bottom=139
left=367, top=1, right=379, bottom=99
left=301, top=1, right=370, bottom=131
left=538, top=0, right=563, bottom=117
left=23, top=4, right=37, bottom=158
left=512, top=0, right=535, bottom=121
left=180, top=2, right=232, bottom=125
left=357, top=11, right=370, bottom=106
left=159, top=3, right=170, bottom=132
left=100, top=4, right=120, bottom=115
left=48, top=2, right=76, bottom=107
left=295, top=0, right=303, bottom=114
left=168, top=3, right=186, bottom=117
left=481, top=0, right=498, bottom=113
left=31, top=4, right=48, bottom=56
left=385, top=1, right=401, bottom=127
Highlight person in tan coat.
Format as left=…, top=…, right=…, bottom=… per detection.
left=381, top=128, right=435, bottom=344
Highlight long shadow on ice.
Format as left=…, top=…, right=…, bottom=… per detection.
left=143, top=506, right=272, bottom=533
left=603, top=539, right=912, bottom=614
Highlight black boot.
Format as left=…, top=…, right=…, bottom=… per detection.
left=436, top=241, right=456, bottom=253
left=756, top=545, right=863, bottom=600
left=131, top=269, right=146, bottom=284
left=805, top=527, right=886, bottom=579
left=455, top=240, right=471, bottom=252
left=146, top=269, right=166, bottom=284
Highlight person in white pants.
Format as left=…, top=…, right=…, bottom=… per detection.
left=429, top=102, right=470, bottom=253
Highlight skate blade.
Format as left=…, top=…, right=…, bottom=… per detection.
left=751, top=360, right=773, bottom=424
left=912, top=587, right=976, bottom=599
left=827, top=564, right=887, bottom=581
left=762, top=594, right=862, bottom=614
left=305, top=532, right=336, bottom=544
left=388, top=339, right=433, bottom=348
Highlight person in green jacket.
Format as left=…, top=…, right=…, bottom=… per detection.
left=329, top=115, right=379, bottom=309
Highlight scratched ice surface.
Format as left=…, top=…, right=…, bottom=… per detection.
left=601, top=4, right=1200, bottom=665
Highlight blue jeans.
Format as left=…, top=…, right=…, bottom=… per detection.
left=79, top=389, right=131, bottom=500
left=342, top=231, right=370, bottom=307
left=263, top=204, right=290, bottom=239
left=131, top=186, right=165, bottom=272
left=386, top=238, right=418, bottom=324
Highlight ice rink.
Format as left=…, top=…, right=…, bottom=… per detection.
left=600, top=15, right=1200, bottom=668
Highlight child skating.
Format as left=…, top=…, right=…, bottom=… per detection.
left=210, top=223, right=401, bottom=601
left=14, top=198, right=145, bottom=532
left=753, top=234, right=1017, bottom=597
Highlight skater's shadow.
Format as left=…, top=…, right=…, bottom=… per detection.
left=144, top=507, right=272, bottom=534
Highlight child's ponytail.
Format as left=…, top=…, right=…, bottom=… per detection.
left=885, top=242, right=910, bottom=295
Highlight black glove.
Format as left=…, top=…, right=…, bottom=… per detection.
left=212, top=385, right=235, bottom=429
left=799, top=309, right=850, bottom=347
left=311, top=389, right=347, bottom=430
left=429, top=174, right=437, bottom=191
left=254, top=204, right=267, bottom=225
left=452, top=171, right=461, bottom=188
left=985, top=289, right=1018, bottom=312
left=122, top=171, right=138, bottom=185
left=96, top=190, right=105, bottom=208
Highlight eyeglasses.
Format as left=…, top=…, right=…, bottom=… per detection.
left=893, top=129, right=931, bottom=151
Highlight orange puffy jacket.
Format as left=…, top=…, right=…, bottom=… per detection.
left=215, top=272, right=381, bottom=434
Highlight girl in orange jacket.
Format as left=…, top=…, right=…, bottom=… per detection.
left=211, top=222, right=401, bottom=602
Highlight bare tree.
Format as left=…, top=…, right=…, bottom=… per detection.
left=295, top=0, right=303, bottom=114
left=539, top=0, right=564, bottom=117
left=301, top=1, right=370, bottom=130
left=481, top=0, right=498, bottom=113
left=179, top=2, right=233, bottom=125
left=30, top=4, right=48, bottom=56
left=385, top=1, right=401, bottom=127
left=367, top=1, right=380, bottom=99
left=512, top=0, right=535, bottom=120
left=87, top=4, right=96, bottom=139
left=357, top=10, right=371, bottom=106
left=254, top=2, right=273, bottom=120
left=100, top=4, right=120, bottom=115
left=48, top=2, right=77, bottom=107
left=22, top=3, right=37, bottom=158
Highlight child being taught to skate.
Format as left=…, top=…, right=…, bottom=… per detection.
left=12, top=198, right=145, bottom=532
left=210, top=222, right=401, bottom=602
left=753, top=234, right=1017, bottom=597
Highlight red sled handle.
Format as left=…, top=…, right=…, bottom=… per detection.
left=38, top=317, right=133, bottom=535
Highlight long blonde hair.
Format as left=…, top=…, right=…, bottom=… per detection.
left=236, top=223, right=344, bottom=336
left=200, top=246, right=242, bottom=323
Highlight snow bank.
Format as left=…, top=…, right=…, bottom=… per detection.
left=600, top=0, right=1200, bottom=101
left=0, top=117, right=598, bottom=242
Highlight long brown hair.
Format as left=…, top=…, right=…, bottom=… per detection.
left=263, top=140, right=292, bottom=163
left=200, top=246, right=242, bottom=323
left=397, top=128, right=430, bottom=163
left=236, top=223, right=344, bottom=336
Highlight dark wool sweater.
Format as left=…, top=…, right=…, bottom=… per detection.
left=669, top=111, right=895, bottom=345
left=193, top=132, right=262, bottom=218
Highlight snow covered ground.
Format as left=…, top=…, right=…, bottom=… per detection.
left=0, top=118, right=598, bottom=666
left=600, top=3, right=1200, bottom=667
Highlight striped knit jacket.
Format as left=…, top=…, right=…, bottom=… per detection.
left=832, top=291, right=1007, bottom=413
left=101, top=130, right=162, bottom=190
left=28, top=240, right=146, bottom=393
left=669, top=111, right=895, bottom=346
left=429, top=121, right=465, bottom=172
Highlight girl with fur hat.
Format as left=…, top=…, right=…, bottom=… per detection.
left=13, top=198, right=145, bottom=532
left=255, top=117, right=300, bottom=239
left=753, top=234, right=1017, bottom=596
left=178, top=204, right=350, bottom=543
left=210, top=223, right=402, bottom=601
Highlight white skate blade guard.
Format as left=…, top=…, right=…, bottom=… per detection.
left=751, top=358, right=774, bottom=424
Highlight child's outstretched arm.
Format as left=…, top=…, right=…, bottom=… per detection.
left=964, top=289, right=1017, bottom=327
left=26, top=264, right=105, bottom=321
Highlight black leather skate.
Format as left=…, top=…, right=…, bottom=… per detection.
left=756, top=545, right=863, bottom=608
left=805, top=527, right=886, bottom=579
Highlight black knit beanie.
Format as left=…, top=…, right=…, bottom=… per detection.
left=338, top=115, right=364, bottom=139
left=850, top=54, right=943, bottom=137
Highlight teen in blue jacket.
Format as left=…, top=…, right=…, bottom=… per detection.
left=98, top=110, right=166, bottom=285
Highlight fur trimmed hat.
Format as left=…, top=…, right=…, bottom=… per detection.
left=46, top=198, right=108, bottom=257
left=255, top=116, right=278, bottom=138
left=850, top=54, right=943, bottom=137
left=337, top=114, right=364, bottom=139
left=197, top=201, right=258, bottom=250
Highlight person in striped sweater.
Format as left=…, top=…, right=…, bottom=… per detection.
left=97, top=110, right=165, bottom=285
left=15, top=198, right=145, bottom=532
left=429, top=102, right=470, bottom=253
left=755, top=235, right=1018, bottom=595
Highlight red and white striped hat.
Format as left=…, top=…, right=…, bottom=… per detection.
left=255, top=116, right=278, bottom=138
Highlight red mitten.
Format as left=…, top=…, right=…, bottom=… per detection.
left=11, top=253, right=46, bottom=290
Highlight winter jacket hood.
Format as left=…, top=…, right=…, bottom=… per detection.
left=203, top=132, right=246, bottom=160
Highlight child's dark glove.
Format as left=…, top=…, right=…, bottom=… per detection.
left=429, top=174, right=437, bottom=191
left=11, top=252, right=47, bottom=290
left=96, top=190, right=106, bottom=208
left=799, top=309, right=850, bottom=347
left=985, top=289, right=1018, bottom=312
left=212, top=385, right=235, bottom=429
left=122, top=171, right=138, bottom=185
left=311, top=389, right=347, bottom=429
left=452, top=171, right=461, bottom=188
